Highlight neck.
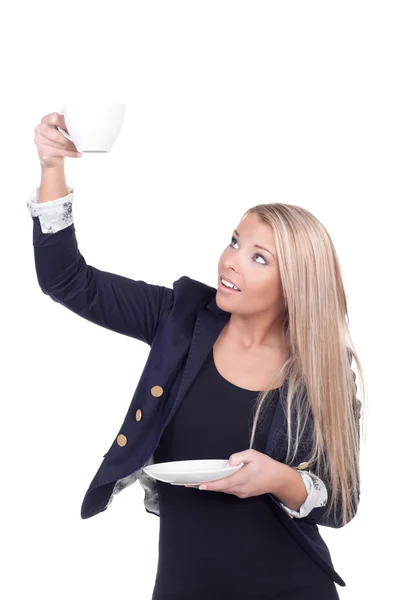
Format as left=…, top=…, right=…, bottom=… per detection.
left=223, top=312, right=288, bottom=351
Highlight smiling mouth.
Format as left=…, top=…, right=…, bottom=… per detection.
left=220, top=277, right=241, bottom=292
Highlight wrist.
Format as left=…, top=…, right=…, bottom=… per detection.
left=270, top=461, right=293, bottom=495
left=38, top=166, right=68, bottom=203
left=41, top=164, right=65, bottom=172
left=270, top=463, right=308, bottom=511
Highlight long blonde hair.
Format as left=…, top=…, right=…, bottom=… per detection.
left=244, top=202, right=367, bottom=527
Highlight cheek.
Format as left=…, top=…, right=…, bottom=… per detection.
left=248, top=273, right=280, bottom=300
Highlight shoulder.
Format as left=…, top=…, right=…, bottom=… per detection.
left=172, top=275, right=218, bottom=310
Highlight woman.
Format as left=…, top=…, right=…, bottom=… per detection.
left=27, top=112, right=364, bottom=599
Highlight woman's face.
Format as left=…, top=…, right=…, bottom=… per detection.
left=217, top=212, right=286, bottom=317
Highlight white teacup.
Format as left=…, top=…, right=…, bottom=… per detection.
left=57, top=102, right=126, bottom=153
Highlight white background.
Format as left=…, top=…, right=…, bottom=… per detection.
left=1, top=1, right=399, bottom=598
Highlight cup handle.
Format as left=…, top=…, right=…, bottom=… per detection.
left=57, top=109, right=73, bottom=142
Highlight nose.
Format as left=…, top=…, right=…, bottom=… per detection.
left=223, top=260, right=239, bottom=274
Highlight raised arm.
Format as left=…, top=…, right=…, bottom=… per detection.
left=27, top=113, right=177, bottom=345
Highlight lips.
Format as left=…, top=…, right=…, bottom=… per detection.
left=220, top=275, right=241, bottom=291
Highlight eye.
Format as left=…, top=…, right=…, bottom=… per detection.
left=229, top=236, right=267, bottom=265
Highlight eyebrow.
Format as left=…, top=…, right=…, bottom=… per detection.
left=233, top=230, right=275, bottom=259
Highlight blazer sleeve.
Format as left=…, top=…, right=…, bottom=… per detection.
left=279, top=470, right=328, bottom=518
left=298, top=364, right=361, bottom=529
left=27, top=185, right=179, bottom=346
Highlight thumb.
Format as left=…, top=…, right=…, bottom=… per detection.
left=227, top=450, right=253, bottom=466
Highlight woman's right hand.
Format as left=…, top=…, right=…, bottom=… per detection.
left=34, top=112, right=83, bottom=169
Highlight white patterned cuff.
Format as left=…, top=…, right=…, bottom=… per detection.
left=280, top=470, right=328, bottom=518
left=26, top=185, right=74, bottom=234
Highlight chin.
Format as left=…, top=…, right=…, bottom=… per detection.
left=215, top=289, right=224, bottom=305
left=215, top=289, right=236, bottom=306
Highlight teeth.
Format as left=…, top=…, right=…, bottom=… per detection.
left=222, top=278, right=239, bottom=291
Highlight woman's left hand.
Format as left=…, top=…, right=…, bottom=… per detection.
left=184, top=449, right=283, bottom=498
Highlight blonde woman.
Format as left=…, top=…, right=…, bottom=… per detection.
left=27, top=112, right=364, bottom=600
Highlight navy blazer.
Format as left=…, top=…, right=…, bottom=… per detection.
left=30, top=217, right=359, bottom=588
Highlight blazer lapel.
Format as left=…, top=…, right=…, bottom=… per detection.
left=168, top=292, right=289, bottom=460
left=168, top=307, right=229, bottom=424
left=264, top=388, right=288, bottom=459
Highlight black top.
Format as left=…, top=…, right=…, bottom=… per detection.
left=152, top=349, right=339, bottom=600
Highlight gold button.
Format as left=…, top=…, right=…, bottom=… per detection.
left=151, top=385, right=164, bottom=397
left=136, top=409, right=143, bottom=422
left=117, top=434, right=127, bottom=447
left=297, top=461, right=309, bottom=470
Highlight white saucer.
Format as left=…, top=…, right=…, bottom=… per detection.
left=142, top=459, right=244, bottom=485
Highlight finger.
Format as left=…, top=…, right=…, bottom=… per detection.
left=35, top=131, right=76, bottom=152
left=200, top=478, right=235, bottom=491
left=41, top=111, right=68, bottom=132
left=221, top=470, right=247, bottom=485
left=39, top=144, right=82, bottom=159
left=35, top=123, right=76, bottom=150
